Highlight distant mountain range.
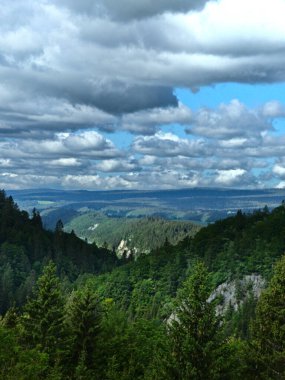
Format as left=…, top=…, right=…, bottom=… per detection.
left=8, top=187, right=285, bottom=224
left=6, top=187, right=285, bottom=255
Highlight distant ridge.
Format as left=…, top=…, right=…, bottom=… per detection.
left=8, top=187, right=285, bottom=225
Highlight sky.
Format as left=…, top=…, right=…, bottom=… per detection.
left=1, top=0, right=285, bottom=190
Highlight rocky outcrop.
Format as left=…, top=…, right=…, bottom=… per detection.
left=168, top=274, right=266, bottom=324
left=208, top=274, right=266, bottom=315
left=117, top=239, right=139, bottom=259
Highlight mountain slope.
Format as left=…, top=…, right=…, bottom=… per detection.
left=64, top=212, right=201, bottom=256
left=80, top=203, right=285, bottom=323
left=0, top=190, right=119, bottom=314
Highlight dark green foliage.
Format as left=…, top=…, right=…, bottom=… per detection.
left=74, top=204, right=285, bottom=324
left=0, top=324, right=49, bottom=380
left=0, top=254, right=284, bottom=379
left=65, top=211, right=200, bottom=255
left=96, top=305, right=168, bottom=380
left=82, top=241, right=189, bottom=320
left=191, top=205, right=285, bottom=279
left=2, top=189, right=285, bottom=378
left=224, top=292, right=257, bottom=340
left=74, top=352, right=93, bottom=380
left=0, top=190, right=119, bottom=314
left=31, top=208, right=43, bottom=229
left=0, top=324, right=18, bottom=377
left=168, top=262, right=225, bottom=379
left=55, top=219, right=64, bottom=234
left=21, top=262, right=65, bottom=363
left=2, top=305, right=19, bottom=329
left=65, top=286, right=101, bottom=373
left=250, top=255, right=285, bottom=379
left=128, top=278, right=156, bottom=318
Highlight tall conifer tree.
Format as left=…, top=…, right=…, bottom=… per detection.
left=168, top=262, right=224, bottom=379
left=251, top=255, right=285, bottom=379
left=65, top=286, right=101, bottom=372
left=21, top=261, right=65, bottom=364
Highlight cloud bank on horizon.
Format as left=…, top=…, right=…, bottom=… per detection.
left=1, top=0, right=285, bottom=190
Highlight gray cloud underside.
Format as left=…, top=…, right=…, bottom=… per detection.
left=1, top=0, right=285, bottom=189
left=58, top=0, right=209, bottom=21
left=1, top=0, right=285, bottom=120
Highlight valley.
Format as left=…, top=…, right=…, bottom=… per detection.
left=64, top=213, right=200, bottom=257
left=8, top=187, right=285, bottom=256
left=9, top=187, right=285, bottom=224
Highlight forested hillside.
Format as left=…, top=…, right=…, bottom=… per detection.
left=1, top=191, right=285, bottom=378
left=80, top=203, right=285, bottom=322
left=64, top=212, right=200, bottom=256
left=0, top=190, right=119, bottom=315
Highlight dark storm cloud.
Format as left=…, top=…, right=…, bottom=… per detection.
left=89, top=84, right=178, bottom=114
left=0, top=65, right=177, bottom=118
left=2, top=0, right=285, bottom=126
left=58, top=0, right=209, bottom=21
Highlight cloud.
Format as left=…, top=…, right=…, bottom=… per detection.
left=273, top=164, right=285, bottom=177
left=0, top=95, right=117, bottom=136
left=186, top=99, right=273, bottom=139
left=0, top=130, right=123, bottom=159
left=262, top=101, right=285, bottom=118
left=1, top=0, right=285, bottom=189
left=63, top=131, right=113, bottom=151
left=96, top=159, right=140, bottom=172
left=121, top=102, right=192, bottom=134
left=0, top=159, right=12, bottom=167
left=214, top=168, right=248, bottom=186
left=276, top=181, right=285, bottom=189
left=58, top=0, right=209, bottom=21
left=133, top=131, right=211, bottom=157
left=1, top=95, right=285, bottom=190
left=2, top=0, right=285, bottom=124
left=0, top=170, right=203, bottom=191
left=61, top=174, right=135, bottom=190
left=138, top=155, right=261, bottom=172
left=0, top=173, right=62, bottom=190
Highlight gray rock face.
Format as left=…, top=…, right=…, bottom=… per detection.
left=116, top=239, right=139, bottom=259
left=208, top=274, right=266, bottom=315
left=167, top=274, right=266, bottom=325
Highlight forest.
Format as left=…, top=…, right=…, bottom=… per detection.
left=1, top=190, right=285, bottom=379
left=63, top=211, right=200, bottom=256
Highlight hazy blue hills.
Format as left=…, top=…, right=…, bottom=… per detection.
left=7, top=187, right=285, bottom=255
left=9, top=187, right=285, bottom=225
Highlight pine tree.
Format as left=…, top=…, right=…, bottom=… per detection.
left=55, top=219, right=64, bottom=234
left=21, top=261, right=65, bottom=364
left=31, top=208, right=43, bottom=229
left=74, top=351, right=93, bottom=380
left=0, top=263, right=14, bottom=313
left=2, top=305, right=19, bottom=329
left=65, top=286, right=101, bottom=372
left=250, top=255, right=285, bottom=379
left=168, top=261, right=224, bottom=380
